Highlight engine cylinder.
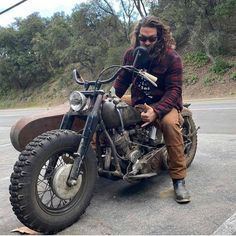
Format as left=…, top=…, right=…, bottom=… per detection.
left=113, top=131, right=130, bottom=156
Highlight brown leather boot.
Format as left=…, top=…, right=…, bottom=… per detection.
left=173, top=179, right=191, bottom=203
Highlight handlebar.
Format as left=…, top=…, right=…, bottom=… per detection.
left=72, top=65, right=158, bottom=88
left=72, top=66, right=123, bottom=86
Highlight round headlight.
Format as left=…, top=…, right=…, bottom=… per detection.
left=69, top=91, right=86, bottom=111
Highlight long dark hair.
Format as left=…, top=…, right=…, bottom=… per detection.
left=130, top=16, right=176, bottom=61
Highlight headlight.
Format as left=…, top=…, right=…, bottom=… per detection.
left=69, top=91, right=87, bottom=111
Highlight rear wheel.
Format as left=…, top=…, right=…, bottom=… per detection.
left=9, top=129, right=97, bottom=234
left=182, top=115, right=198, bottom=167
left=162, top=115, right=198, bottom=169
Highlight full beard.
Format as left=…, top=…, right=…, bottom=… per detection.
left=148, top=42, right=165, bottom=62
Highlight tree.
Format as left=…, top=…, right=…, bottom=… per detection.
left=32, top=12, right=73, bottom=71
left=150, top=0, right=236, bottom=57
left=133, top=0, right=148, bottom=17
left=0, top=13, right=50, bottom=91
left=67, top=3, right=128, bottom=76
left=1, top=0, right=235, bottom=96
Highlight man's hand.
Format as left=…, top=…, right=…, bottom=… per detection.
left=141, top=103, right=157, bottom=127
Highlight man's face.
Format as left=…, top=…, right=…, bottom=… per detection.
left=139, top=27, right=158, bottom=50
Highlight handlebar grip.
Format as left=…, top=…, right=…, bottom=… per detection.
left=73, top=69, right=85, bottom=85
left=140, top=71, right=158, bottom=82
left=139, top=71, right=158, bottom=87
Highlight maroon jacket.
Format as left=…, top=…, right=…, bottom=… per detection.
left=113, top=47, right=183, bottom=119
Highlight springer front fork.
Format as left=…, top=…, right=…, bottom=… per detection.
left=45, top=93, right=104, bottom=186
left=67, top=93, right=103, bottom=186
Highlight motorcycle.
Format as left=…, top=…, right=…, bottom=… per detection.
left=9, top=47, right=198, bottom=233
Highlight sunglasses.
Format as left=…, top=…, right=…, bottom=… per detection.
left=138, top=34, right=158, bottom=43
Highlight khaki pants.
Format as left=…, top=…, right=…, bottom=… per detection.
left=158, top=108, right=186, bottom=179
left=121, top=95, right=187, bottom=179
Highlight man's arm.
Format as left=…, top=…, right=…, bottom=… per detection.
left=151, top=51, right=183, bottom=119
left=113, top=48, right=134, bottom=98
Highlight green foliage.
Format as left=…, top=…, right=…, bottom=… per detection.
left=215, top=0, right=236, bottom=17
left=151, top=0, right=236, bottom=56
left=184, top=52, right=209, bottom=67
left=104, top=45, right=129, bottom=67
left=210, top=58, right=234, bottom=74
left=207, top=32, right=225, bottom=56
left=0, top=13, right=51, bottom=91
left=184, top=75, right=199, bottom=86
left=1, top=0, right=236, bottom=101
left=0, top=1, right=129, bottom=94
left=203, top=75, right=225, bottom=86
left=230, top=72, right=236, bottom=81
left=203, top=76, right=216, bottom=86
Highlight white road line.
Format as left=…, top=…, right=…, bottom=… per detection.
left=0, top=114, right=24, bottom=117
left=0, top=108, right=46, bottom=112
left=0, top=143, right=11, bottom=147
left=0, top=176, right=10, bottom=182
left=213, top=212, right=236, bottom=235
left=186, top=97, right=236, bottom=102
left=0, top=127, right=11, bottom=130
left=191, top=107, right=236, bottom=111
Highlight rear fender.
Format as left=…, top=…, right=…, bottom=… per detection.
left=181, top=106, right=192, bottom=117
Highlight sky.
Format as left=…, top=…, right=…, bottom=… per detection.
left=0, top=0, right=87, bottom=27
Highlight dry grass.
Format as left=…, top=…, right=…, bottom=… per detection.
left=183, top=56, right=236, bottom=100
left=1, top=56, right=235, bottom=109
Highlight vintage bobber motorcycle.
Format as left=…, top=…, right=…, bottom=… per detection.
left=9, top=47, right=198, bottom=233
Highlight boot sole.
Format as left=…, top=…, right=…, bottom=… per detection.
left=175, top=198, right=191, bottom=203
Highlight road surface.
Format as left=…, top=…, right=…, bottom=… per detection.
left=0, top=98, right=235, bottom=234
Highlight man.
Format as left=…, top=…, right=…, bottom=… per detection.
left=113, top=16, right=191, bottom=203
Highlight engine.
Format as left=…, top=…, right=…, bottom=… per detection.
left=110, top=125, right=163, bottom=163
left=111, top=130, right=142, bottom=163
left=100, top=98, right=165, bottom=175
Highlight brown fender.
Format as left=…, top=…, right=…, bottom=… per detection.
left=10, top=104, right=85, bottom=152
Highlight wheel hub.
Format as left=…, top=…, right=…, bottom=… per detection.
left=52, top=164, right=82, bottom=200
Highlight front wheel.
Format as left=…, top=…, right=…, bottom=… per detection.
left=9, top=129, right=97, bottom=234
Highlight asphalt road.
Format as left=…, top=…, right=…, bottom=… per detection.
left=0, top=98, right=235, bottom=235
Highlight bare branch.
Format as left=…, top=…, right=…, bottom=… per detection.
left=133, top=0, right=146, bottom=17
left=103, top=0, right=115, bottom=15
left=140, top=0, right=148, bottom=16
left=93, top=0, right=116, bottom=16
left=186, top=24, right=215, bottom=63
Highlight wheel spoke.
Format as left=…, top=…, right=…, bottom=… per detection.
left=44, top=191, right=56, bottom=207
left=38, top=179, right=51, bottom=201
left=36, top=152, right=80, bottom=209
left=57, top=199, right=68, bottom=208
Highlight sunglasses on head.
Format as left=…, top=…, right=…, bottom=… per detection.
left=138, top=34, right=158, bottom=43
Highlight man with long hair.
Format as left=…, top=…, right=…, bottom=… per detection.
left=113, top=16, right=190, bottom=203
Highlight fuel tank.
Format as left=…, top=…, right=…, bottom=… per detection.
left=101, top=99, right=142, bottom=129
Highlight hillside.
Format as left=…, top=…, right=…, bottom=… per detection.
left=1, top=0, right=236, bottom=109
left=183, top=55, right=236, bottom=100
left=0, top=54, right=235, bottom=109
